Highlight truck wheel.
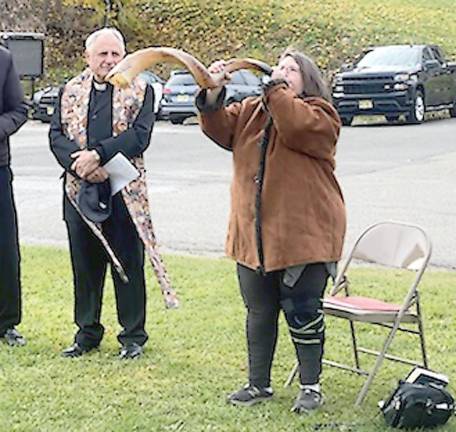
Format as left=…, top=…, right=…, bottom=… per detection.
left=406, top=91, right=425, bottom=124
left=341, top=116, right=353, bottom=126
left=385, top=114, right=399, bottom=123
left=170, top=116, right=185, bottom=125
left=450, top=99, right=456, bottom=118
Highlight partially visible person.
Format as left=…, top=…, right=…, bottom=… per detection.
left=196, top=49, right=346, bottom=413
left=49, top=28, right=173, bottom=360
left=0, top=45, right=29, bottom=346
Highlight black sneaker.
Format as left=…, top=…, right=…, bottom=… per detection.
left=1, top=328, right=26, bottom=347
left=291, top=388, right=324, bottom=413
left=61, top=343, right=96, bottom=358
left=227, top=384, right=273, bottom=406
left=119, top=343, right=143, bottom=360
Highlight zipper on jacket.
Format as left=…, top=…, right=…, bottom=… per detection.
left=254, top=118, right=273, bottom=275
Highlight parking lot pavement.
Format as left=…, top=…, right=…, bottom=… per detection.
left=10, top=118, right=456, bottom=268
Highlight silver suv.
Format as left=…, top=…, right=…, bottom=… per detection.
left=160, top=70, right=262, bottom=124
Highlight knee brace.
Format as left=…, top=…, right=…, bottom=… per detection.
left=281, top=298, right=325, bottom=345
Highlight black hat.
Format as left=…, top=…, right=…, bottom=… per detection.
left=77, top=180, right=112, bottom=223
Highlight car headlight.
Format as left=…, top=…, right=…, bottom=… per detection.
left=333, top=74, right=343, bottom=85
left=394, top=73, right=410, bottom=82
left=393, top=83, right=409, bottom=91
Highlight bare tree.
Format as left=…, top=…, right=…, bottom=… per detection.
left=0, top=0, right=44, bottom=32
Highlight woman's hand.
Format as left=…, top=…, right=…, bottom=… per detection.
left=270, top=66, right=286, bottom=81
left=208, top=59, right=232, bottom=88
left=208, top=60, right=227, bottom=75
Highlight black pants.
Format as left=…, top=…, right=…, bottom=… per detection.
left=0, top=167, right=21, bottom=335
left=237, top=263, right=329, bottom=388
left=65, top=194, right=147, bottom=348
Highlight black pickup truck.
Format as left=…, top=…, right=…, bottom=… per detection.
left=332, top=44, right=456, bottom=125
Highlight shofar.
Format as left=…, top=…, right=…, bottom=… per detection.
left=106, top=46, right=272, bottom=88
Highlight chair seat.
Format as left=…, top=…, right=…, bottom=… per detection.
left=323, top=296, right=418, bottom=323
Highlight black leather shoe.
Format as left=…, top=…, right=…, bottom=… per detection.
left=119, top=343, right=143, bottom=359
left=1, top=328, right=26, bottom=347
left=61, top=343, right=95, bottom=358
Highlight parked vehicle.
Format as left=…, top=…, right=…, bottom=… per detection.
left=160, top=71, right=196, bottom=124
left=32, top=85, right=60, bottom=122
left=31, top=71, right=164, bottom=123
left=160, top=69, right=263, bottom=124
left=332, top=44, right=456, bottom=125
left=139, top=70, right=165, bottom=116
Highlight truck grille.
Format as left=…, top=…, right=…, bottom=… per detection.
left=342, top=76, right=394, bottom=95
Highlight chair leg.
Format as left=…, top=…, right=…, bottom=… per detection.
left=416, top=301, right=428, bottom=368
left=285, top=362, right=299, bottom=387
left=355, top=324, right=401, bottom=406
left=349, top=320, right=361, bottom=370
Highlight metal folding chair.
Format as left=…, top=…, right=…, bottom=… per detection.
left=285, top=221, right=432, bottom=405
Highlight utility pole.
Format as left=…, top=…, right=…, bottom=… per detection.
left=104, top=0, right=112, bottom=26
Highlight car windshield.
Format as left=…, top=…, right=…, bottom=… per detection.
left=357, top=46, right=421, bottom=68
left=139, top=71, right=163, bottom=84
left=167, top=74, right=196, bottom=86
left=229, top=71, right=245, bottom=85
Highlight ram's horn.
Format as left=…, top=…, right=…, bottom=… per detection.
left=224, top=58, right=273, bottom=76
left=106, top=47, right=272, bottom=89
left=206, top=57, right=273, bottom=86
left=106, top=47, right=218, bottom=88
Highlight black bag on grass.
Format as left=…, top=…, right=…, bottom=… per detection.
left=380, top=380, right=454, bottom=429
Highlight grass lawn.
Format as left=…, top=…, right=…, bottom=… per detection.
left=1, top=246, right=455, bottom=431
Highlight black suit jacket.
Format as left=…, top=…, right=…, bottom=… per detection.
left=0, top=46, right=28, bottom=167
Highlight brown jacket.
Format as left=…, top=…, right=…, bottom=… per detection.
left=198, top=82, right=346, bottom=272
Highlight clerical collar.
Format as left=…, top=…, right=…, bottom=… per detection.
left=93, top=80, right=107, bottom=92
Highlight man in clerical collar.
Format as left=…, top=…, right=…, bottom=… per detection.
left=49, top=27, right=161, bottom=360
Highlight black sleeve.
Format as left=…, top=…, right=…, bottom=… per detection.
left=48, top=87, right=80, bottom=174
left=0, top=52, right=28, bottom=142
left=195, top=87, right=227, bottom=112
left=94, top=84, right=155, bottom=163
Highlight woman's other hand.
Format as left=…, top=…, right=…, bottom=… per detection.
left=208, top=59, right=232, bottom=88
left=208, top=60, right=227, bottom=75
left=271, top=66, right=286, bottom=81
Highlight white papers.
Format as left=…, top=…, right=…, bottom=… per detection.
left=103, top=153, right=139, bottom=195
left=405, top=367, right=449, bottom=387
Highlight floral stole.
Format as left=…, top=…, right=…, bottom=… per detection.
left=60, top=68, right=178, bottom=308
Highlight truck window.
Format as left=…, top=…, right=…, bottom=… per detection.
left=430, top=47, right=445, bottom=65
left=422, top=48, right=433, bottom=63
left=242, top=71, right=261, bottom=86
left=230, top=71, right=246, bottom=85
